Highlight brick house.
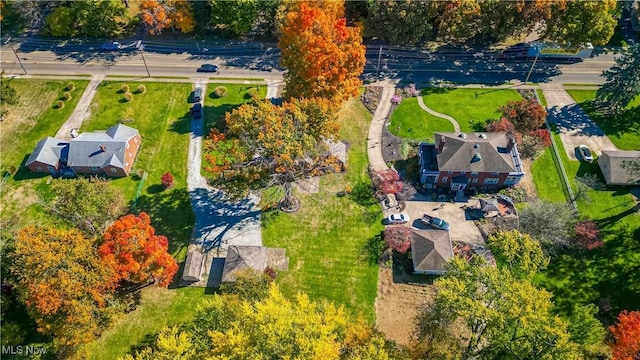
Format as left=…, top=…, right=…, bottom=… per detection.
left=26, top=124, right=141, bottom=177
left=418, top=132, right=524, bottom=192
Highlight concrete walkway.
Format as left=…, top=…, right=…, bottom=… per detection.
left=539, top=83, right=617, bottom=160
left=184, top=79, right=262, bottom=287
left=55, top=74, right=104, bottom=140
left=367, top=81, right=398, bottom=172
left=416, top=95, right=460, bottom=132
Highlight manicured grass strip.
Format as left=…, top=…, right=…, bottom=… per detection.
left=202, top=84, right=267, bottom=132
left=530, top=147, right=566, bottom=203
left=535, top=89, right=547, bottom=107
left=421, top=88, right=522, bottom=132
left=388, top=97, right=454, bottom=139
left=262, top=98, right=382, bottom=323
left=81, top=81, right=194, bottom=260
left=85, top=287, right=213, bottom=360
left=565, top=90, right=640, bottom=150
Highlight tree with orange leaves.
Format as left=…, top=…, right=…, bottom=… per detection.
left=99, top=212, right=178, bottom=287
left=279, top=0, right=365, bottom=102
left=204, top=97, right=341, bottom=210
left=10, top=226, right=118, bottom=355
left=140, top=0, right=194, bottom=34
left=610, top=310, right=640, bottom=360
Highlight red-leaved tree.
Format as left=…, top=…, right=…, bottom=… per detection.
left=98, top=212, right=178, bottom=287
left=384, top=226, right=412, bottom=253
left=529, top=128, right=551, bottom=147
left=574, top=220, right=603, bottom=250
left=609, top=310, right=640, bottom=360
left=161, top=172, right=174, bottom=189
left=375, top=169, right=403, bottom=194
left=485, top=117, right=522, bottom=144
left=500, top=99, right=547, bottom=133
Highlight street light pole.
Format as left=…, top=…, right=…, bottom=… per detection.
left=376, top=45, right=383, bottom=78
left=4, top=37, right=27, bottom=74
left=524, top=51, right=539, bottom=85
left=138, top=41, right=150, bottom=78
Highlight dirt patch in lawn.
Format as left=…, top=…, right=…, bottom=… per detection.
left=518, top=158, right=537, bottom=200
left=375, top=268, right=435, bottom=346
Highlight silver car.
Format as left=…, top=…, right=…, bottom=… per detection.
left=579, top=144, right=593, bottom=162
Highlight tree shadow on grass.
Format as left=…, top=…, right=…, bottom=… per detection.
left=580, top=101, right=640, bottom=139
left=133, top=188, right=194, bottom=259
left=168, top=112, right=191, bottom=135
left=541, top=225, right=640, bottom=320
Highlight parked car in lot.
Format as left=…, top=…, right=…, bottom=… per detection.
left=420, top=214, right=450, bottom=230
left=578, top=144, right=593, bottom=162
left=191, top=103, right=202, bottom=119
left=387, top=213, right=410, bottom=225
left=197, top=64, right=219, bottom=73
left=101, top=41, right=121, bottom=51
left=192, top=87, right=203, bottom=102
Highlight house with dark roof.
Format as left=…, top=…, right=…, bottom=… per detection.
left=26, top=124, right=141, bottom=177
left=410, top=229, right=454, bottom=275
left=418, top=132, right=524, bottom=192
left=598, top=150, right=640, bottom=186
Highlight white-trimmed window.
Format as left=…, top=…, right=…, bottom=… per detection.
left=90, top=166, right=100, bottom=171
left=126, top=142, right=130, bottom=149
left=472, top=178, right=478, bottom=183
left=441, top=177, right=448, bottom=183
left=484, top=178, right=499, bottom=185
left=110, top=168, right=117, bottom=173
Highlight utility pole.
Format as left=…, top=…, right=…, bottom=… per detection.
left=524, top=51, right=539, bottom=85
left=376, top=45, right=383, bottom=78
left=4, top=37, right=27, bottom=74
left=137, top=40, right=150, bottom=78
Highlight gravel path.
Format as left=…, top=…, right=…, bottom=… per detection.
left=55, top=74, right=104, bottom=140
left=416, top=95, right=461, bottom=132
left=539, top=83, right=618, bottom=160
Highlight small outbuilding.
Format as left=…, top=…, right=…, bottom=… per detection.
left=598, top=150, right=640, bottom=186
left=410, top=230, right=454, bottom=275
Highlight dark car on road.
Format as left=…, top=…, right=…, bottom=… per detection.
left=193, top=87, right=203, bottom=102
left=197, top=64, right=219, bottom=73
left=101, top=41, right=121, bottom=51
left=191, top=103, right=202, bottom=119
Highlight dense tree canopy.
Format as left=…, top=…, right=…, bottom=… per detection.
left=10, top=226, right=118, bottom=354
left=411, top=257, right=603, bottom=360
left=487, top=230, right=549, bottom=278
left=500, top=99, right=547, bottom=133
left=519, top=200, right=577, bottom=250
left=545, top=0, right=617, bottom=46
left=48, top=177, right=125, bottom=236
left=366, top=0, right=436, bottom=45
left=123, top=284, right=394, bottom=359
left=596, top=45, right=640, bottom=114
left=209, top=0, right=260, bottom=35
left=99, top=212, right=178, bottom=287
left=279, top=0, right=366, bottom=101
left=45, top=0, right=129, bottom=37
left=204, top=97, right=340, bottom=208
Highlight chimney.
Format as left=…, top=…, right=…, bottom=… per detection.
left=99, top=144, right=106, bottom=152
left=506, top=137, right=515, bottom=152
left=437, top=137, right=446, bottom=154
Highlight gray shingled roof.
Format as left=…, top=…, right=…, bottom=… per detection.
left=479, top=198, right=500, bottom=212
left=598, top=150, right=640, bottom=185
left=411, top=230, right=454, bottom=274
left=67, top=124, right=138, bottom=168
left=26, top=137, right=69, bottom=167
left=434, top=132, right=519, bottom=172
left=221, top=246, right=267, bottom=282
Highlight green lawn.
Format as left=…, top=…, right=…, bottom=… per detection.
left=84, top=287, right=213, bottom=360
left=531, top=124, right=640, bottom=319
left=388, top=97, right=454, bottom=139
left=420, top=88, right=522, bottom=132
left=0, top=79, right=90, bottom=228
left=535, top=89, right=547, bottom=107
left=565, top=89, right=640, bottom=150
left=262, top=97, right=382, bottom=323
left=81, top=81, right=195, bottom=261
left=202, top=84, right=266, bottom=132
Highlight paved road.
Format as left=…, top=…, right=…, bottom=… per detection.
left=540, top=83, right=618, bottom=160
left=1, top=38, right=618, bottom=84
